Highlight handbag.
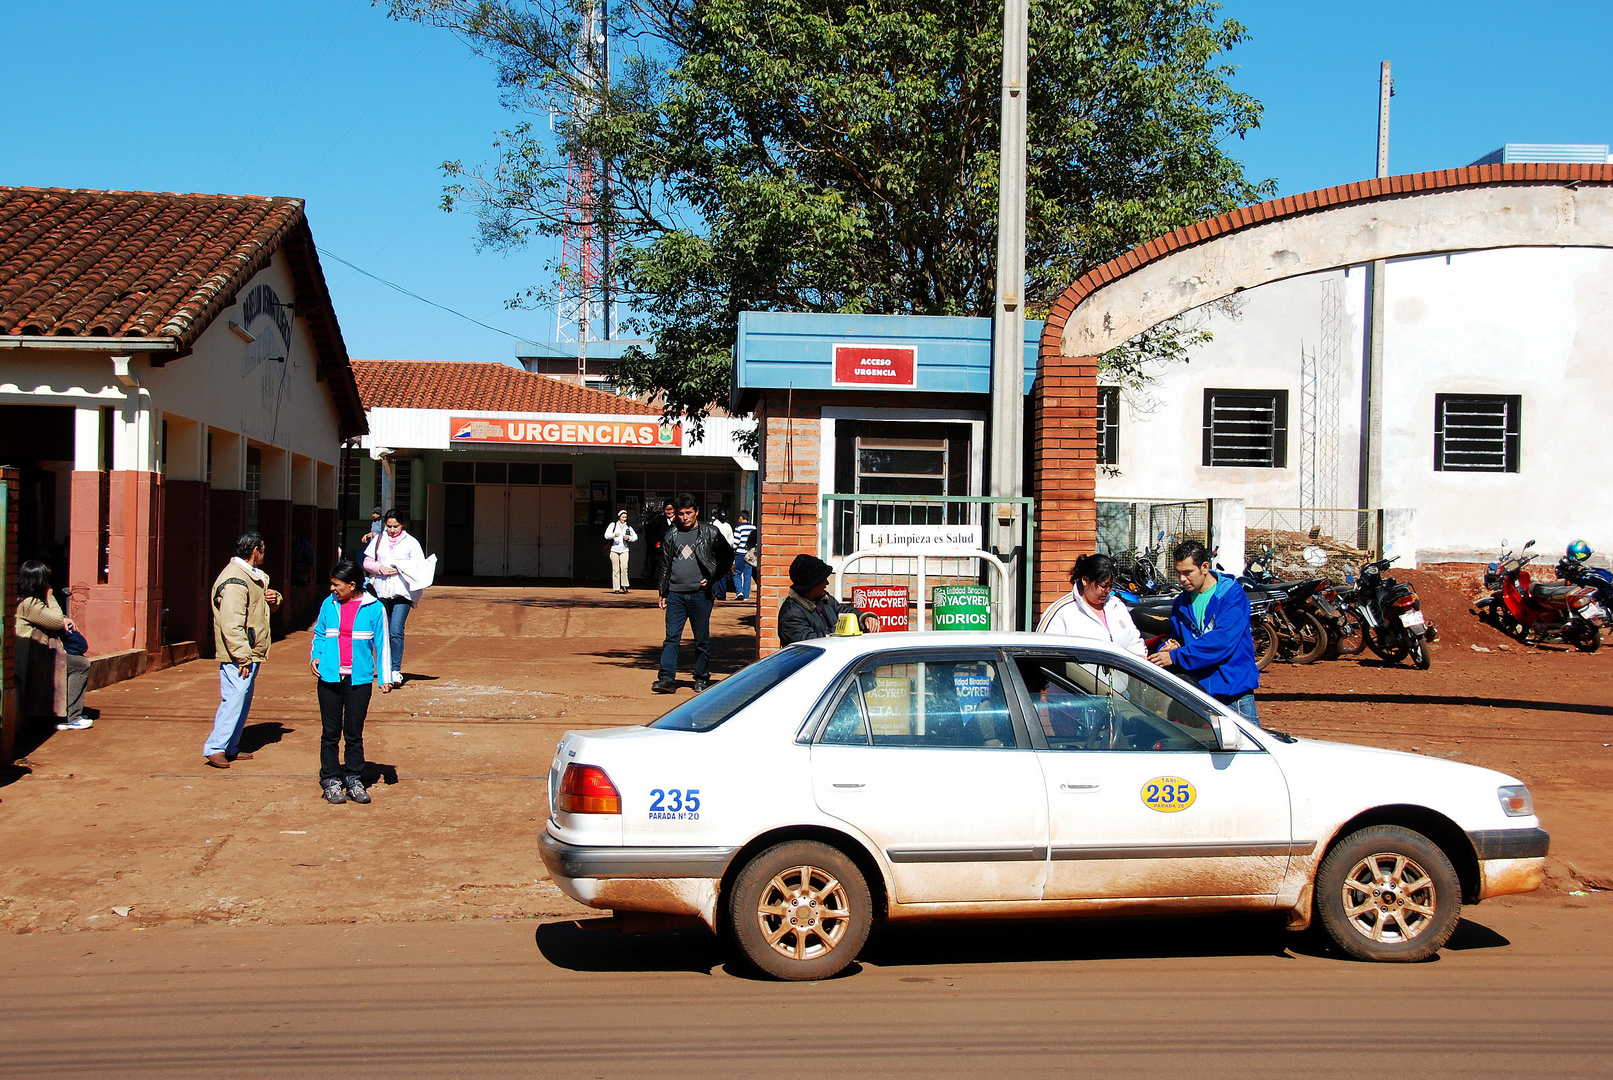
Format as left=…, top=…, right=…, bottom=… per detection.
left=63, top=628, right=89, bottom=656
left=745, top=546, right=759, bottom=568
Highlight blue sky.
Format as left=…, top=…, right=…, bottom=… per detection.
left=3, top=0, right=1608, bottom=366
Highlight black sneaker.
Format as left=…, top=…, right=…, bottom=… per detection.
left=693, top=678, right=711, bottom=693
left=321, top=779, right=347, bottom=804
left=345, top=777, right=371, bottom=804
left=651, top=678, right=676, bottom=694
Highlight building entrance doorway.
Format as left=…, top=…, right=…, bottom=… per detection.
left=471, top=485, right=572, bottom=577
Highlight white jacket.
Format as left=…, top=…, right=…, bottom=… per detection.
left=604, top=521, right=638, bottom=553
left=1036, top=589, right=1148, bottom=657
left=364, top=530, right=432, bottom=603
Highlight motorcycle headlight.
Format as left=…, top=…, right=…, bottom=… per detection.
left=1497, top=785, right=1534, bottom=817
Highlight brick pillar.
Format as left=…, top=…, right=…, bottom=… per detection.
left=68, top=469, right=161, bottom=657
left=1031, top=355, right=1099, bottom=622
left=756, top=391, right=823, bottom=656
left=2, top=468, right=18, bottom=762
left=257, top=499, right=293, bottom=632
left=160, top=479, right=211, bottom=649
left=204, top=491, right=248, bottom=659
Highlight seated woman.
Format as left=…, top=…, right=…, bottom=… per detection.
left=778, top=555, right=881, bottom=647
left=14, top=560, right=93, bottom=731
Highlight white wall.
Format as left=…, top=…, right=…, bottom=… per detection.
left=1098, top=247, right=1613, bottom=562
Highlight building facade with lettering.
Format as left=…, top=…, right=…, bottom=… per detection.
left=349, top=360, right=755, bottom=580
left=0, top=186, right=366, bottom=690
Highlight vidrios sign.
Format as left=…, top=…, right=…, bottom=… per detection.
left=932, top=585, right=991, bottom=630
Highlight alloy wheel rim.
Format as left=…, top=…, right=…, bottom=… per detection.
left=756, top=864, right=851, bottom=962
left=1341, top=852, right=1438, bottom=944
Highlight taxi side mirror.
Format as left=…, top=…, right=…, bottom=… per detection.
left=1215, top=711, right=1244, bottom=751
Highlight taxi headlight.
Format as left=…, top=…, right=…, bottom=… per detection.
left=1497, top=784, right=1534, bottom=817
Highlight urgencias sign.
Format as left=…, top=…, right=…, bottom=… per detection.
left=449, top=417, right=681, bottom=448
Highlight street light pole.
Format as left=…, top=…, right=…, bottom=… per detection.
left=990, top=0, right=1028, bottom=629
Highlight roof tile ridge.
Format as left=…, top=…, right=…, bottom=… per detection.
left=154, top=201, right=299, bottom=345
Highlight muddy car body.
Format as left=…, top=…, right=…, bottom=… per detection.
left=540, top=633, right=1547, bottom=979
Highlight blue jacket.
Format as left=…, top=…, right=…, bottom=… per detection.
left=1166, top=571, right=1259, bottom=699
left=309, top=593, right=391, bottom=685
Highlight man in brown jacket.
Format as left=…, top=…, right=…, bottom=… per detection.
left=203, top=532, right=281, bottom=768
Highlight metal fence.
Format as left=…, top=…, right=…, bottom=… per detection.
left=1096, top=500, right=1210, bottom=570
left=820, top=494, right=1036, bottom=629
left=1245, top=507, right=1381, bottom=581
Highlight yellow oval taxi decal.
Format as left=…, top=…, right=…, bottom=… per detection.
left=1142, top=776, right=1196, bottom=813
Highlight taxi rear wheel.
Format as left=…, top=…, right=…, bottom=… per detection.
left=729, top=841, right=872, bottom=981
left=1315, top=825, right=1461, bottom=962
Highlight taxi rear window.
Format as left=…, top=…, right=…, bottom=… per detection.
left=648, top=646, right=823, bottom=732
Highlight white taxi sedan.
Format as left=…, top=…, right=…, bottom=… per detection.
left=540, top=633, right=1547, bottom=980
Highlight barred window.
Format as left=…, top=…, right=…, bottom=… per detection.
left=1435, top=394, right=1519, bottom=473
left=1202, top=390, right=1288, bottom=468
left=1097, top=387, right=1120, bottom=465
left=393, top=458, right=414, bottom=523
left=342, top=455, right=361, bottom=505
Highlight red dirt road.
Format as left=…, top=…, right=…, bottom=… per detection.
left=0, top=904, right=1609, bottom=1078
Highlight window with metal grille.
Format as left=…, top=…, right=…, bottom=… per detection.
left=342, top=455, right=361, bottom=504
left=393, top=458, right=415, bottom=522
left=1097, top=387, right=1120, bottom=465
left=1202, top=390, right=1288, bottom=468
left=1434, top=394, right=1519, bottom=472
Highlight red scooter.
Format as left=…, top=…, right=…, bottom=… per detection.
left=1477, top=540, right=1602, bottom=651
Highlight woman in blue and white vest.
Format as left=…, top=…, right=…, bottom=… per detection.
left=309, top=558, right=391, bottom=805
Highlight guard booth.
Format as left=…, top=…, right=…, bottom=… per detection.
left=732, top=313, right=1040, bottom=654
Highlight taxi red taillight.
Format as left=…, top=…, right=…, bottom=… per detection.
left=556, top=764, right=622, bottom=814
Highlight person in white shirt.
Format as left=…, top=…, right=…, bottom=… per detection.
left=363, top=510, right=430, bottom=685
left=710, top=508, right=737, bottom=600
left=1036, top=552, right=1147, bottom=657
left=604, top=510, right=638, bottom=593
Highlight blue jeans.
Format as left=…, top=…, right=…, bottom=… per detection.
left=731, top=554, right=753, bottom=600
left=1218, top=690, right=1260, bottom=728
left=204, top=662, right=258, bottom=757
left=660, top=590, right=713, bottom=682
left=381, top=598, right=411, bottom=678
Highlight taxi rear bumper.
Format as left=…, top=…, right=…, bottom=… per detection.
left=539, top=829, right=738, bottom=880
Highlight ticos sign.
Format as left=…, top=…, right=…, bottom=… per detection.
left=449, top=417, right=682, bottom=448
left=833, top=343, right=917, bottom=389
left=852, top=585, right=909, bottom=631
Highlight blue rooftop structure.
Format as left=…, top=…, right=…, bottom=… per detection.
left=734, top=312, right=1042, bottom=396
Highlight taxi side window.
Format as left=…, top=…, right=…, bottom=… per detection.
left=1014, top=656, right=1217, bottom=752
left=818, top=659, right=1018, bottom=749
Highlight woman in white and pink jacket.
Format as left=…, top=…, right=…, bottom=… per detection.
left=1035, top=553, right=1147, bottom=657
left=363, top=510, right=429, bottom=686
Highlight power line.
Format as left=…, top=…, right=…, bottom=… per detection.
left=315, top=246, right=537, bottom=345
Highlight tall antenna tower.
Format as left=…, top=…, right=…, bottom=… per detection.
left=555, top=0, right=615, bottom=382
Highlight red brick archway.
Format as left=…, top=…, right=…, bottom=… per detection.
left=1031, top=162, right=1613, bottom=620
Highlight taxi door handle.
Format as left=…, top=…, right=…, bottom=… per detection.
left=832, top=782, right=866, bottom=790
left=1060, top=782, right=1101, bottom=792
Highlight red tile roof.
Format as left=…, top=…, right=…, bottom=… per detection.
left=0, top=186, right=365, bottom=437
left=351, top=359, right=661, bottom=416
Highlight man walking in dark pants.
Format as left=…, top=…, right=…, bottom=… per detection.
left=654, top=495, right=732, bottom=694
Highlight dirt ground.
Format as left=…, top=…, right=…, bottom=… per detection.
left=1, top=574, right=1608, bottom=935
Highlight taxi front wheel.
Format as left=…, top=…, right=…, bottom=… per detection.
left=729, top=841, right=872, bottom=980
left=1315, top=825, right=1461, bottom=962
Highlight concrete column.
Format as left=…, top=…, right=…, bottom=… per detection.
left=113, top=386, right=157, bottom=473
left=1382, top=508, right=1417, bottom=569
left=291, top=455, right=317, bottom=507
left=1209, top=498, right=1246, bottom=576
left=165, top=418, right=208, bottom=482
left=207, top=432, right=248, bottom=584
left=259, top=447, right=291, bottom=501
left=316, top=462, right=338, bottom=510
left=210, top=431, right=246, bottom=491
left=74, top=407, right=103, bottom=471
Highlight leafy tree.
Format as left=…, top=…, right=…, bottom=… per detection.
left=387, top=0, right=1271, bottom=427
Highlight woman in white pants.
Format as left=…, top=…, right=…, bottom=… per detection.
left=605, top=510, right=637, bottom=593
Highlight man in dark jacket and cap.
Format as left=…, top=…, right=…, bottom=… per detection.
left=778, top=555, right=882, bottom=647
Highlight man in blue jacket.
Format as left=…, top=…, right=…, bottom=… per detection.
left=1149, top=540, right=1261, bottom=726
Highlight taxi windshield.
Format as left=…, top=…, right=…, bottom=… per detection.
left=648, top=646, right=823, bottom=732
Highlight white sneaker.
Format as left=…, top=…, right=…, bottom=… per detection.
left=392, top=671, right=404, bottom=686
left=57, top=717, right=94, bottom=731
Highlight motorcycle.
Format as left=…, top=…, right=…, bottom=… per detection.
left=1349, top=557, right=1434, bottom=669
left=1239, top=548, right=1334, bottom=665
left=1477, top=541, right=1603, bottom=651
left=1557, top=558, right=1613, bottom=648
